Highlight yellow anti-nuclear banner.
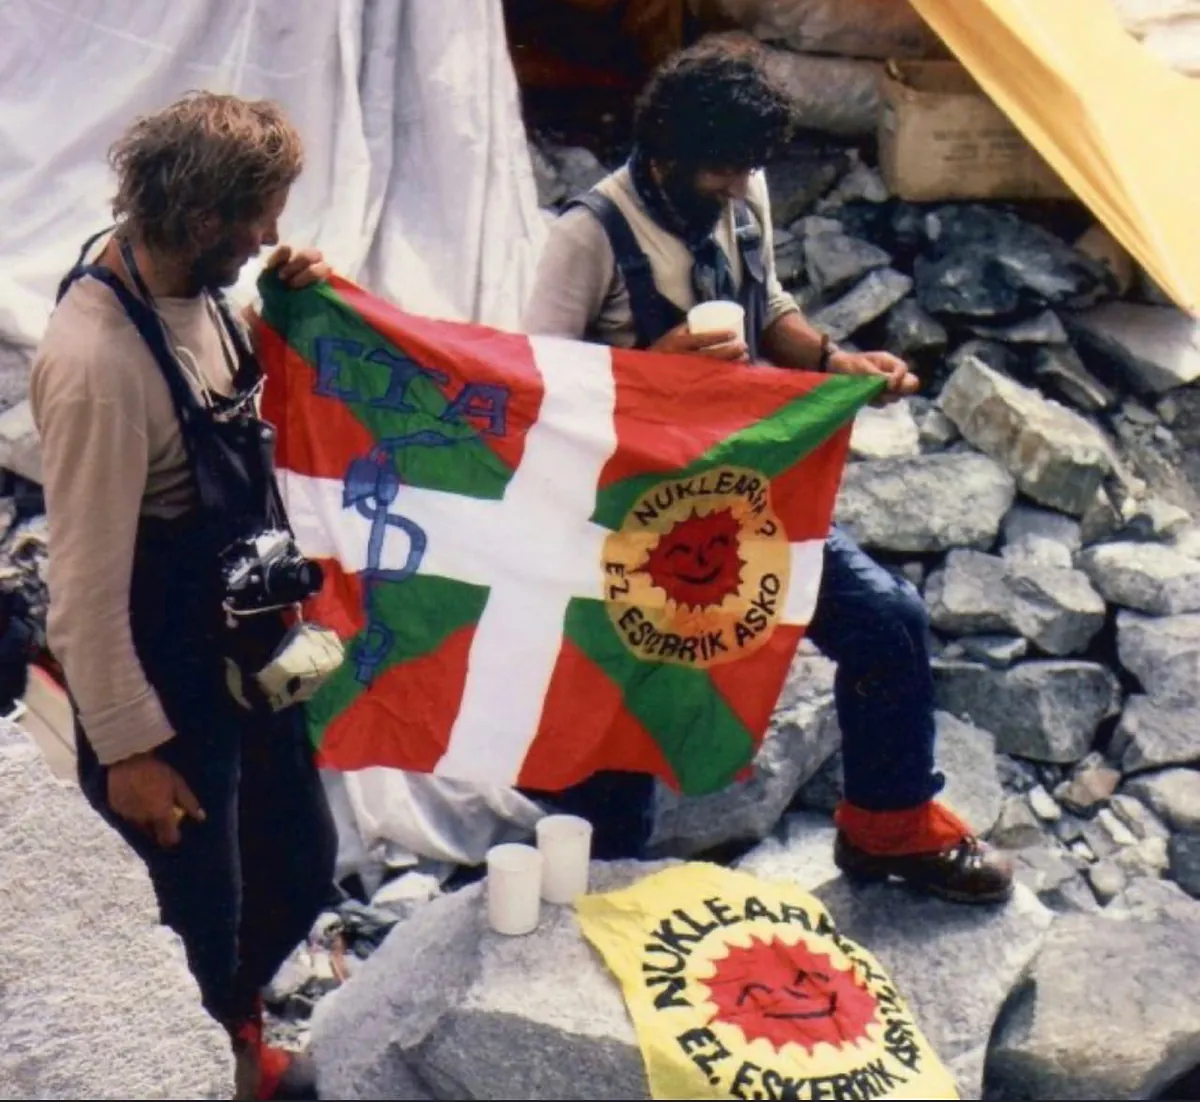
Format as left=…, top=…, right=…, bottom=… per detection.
left=576, top=863, right=959, bottom=1102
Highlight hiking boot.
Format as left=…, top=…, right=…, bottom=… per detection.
left=834, top=831, right=1014, bottom=905
left=232, top=1012, right=319, bottom=1101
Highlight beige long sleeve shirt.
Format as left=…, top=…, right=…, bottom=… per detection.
left=522, top=166, right=799, bottom=344
left=30, top=270, right=235, bottom=765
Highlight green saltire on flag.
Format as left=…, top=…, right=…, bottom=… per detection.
left=257, top=271, right=882, bottom=795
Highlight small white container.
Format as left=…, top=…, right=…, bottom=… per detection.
left=687, top=300, right=746, bottom=344
left=486, top=843, right=543, bottom=935
left=535, top=814, right=594, bottom=905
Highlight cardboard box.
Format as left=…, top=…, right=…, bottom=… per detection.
left=878, top=59, right=1073, bottom=202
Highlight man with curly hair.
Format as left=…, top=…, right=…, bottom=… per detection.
left=31, top=93, right=336, bottom=1099
left=524, top=40, right=1014, bottom=905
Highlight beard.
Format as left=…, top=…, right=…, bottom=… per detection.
left=187, top=239, right=247, bottom=294
left=658, top=165, right=725, bottom=236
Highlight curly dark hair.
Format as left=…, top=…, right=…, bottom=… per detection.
left=633, top=39, right=795, bottom=169
left=109, top=91, right=304, bottom=253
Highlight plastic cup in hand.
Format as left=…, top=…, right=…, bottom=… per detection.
left=687, top=300, right=746, bottom=345
left=535, top=814, right=594, bottom=904
left=486, top=843, right=543, bottom=935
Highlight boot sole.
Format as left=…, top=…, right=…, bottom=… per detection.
left=837, top=864, right=1014, bottom=906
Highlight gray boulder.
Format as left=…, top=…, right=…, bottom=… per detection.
left=1116, top=495, right=1194, bottom=545
left=938, top=356, right=1112, bottom=516
left=849, top=401, right=921, bottom=460
left=884, top=300, right=950, bottom=363
left=984, top=887, right=1200, bottom=1099
left=1008, top=846, right=1090, bottom=913
left=812, top=880, right=1052, bottom=1100
left=1001, top=503, right=1082, bottom=570
left=649, top=650, right=838, bottom=857
left=0, top=725, right=233, bottom=1100
left=1116, top=610, right=1200, bottom=701
left=1170, top=833, right=1200, bottom=898
left=946, top=634, right=1029, bottom=669
left=925, top=549, right=1106, bottom=656
left=1113, top=835, right=1171, bottom=882
left=810, top=268, right=914, bottom=342
left=1087, top=859, right=1128, bottom=905
left=935, top=711, right=1005, bottom=837
left=1054, top=752, right=1122, bottom=817
left=1032, top=344, right=1118, bottom=414
left=835, top=453, right=1016, bottom=553
left=933, top=660, right=1122, bottom=764
left=1066, top=301, right=1200, bottom=395
left=1079, top=542, right=1200, bottom=615
left=1111, top=695, right=1199, bottom=774
left=988, top=795, right=1047, bottom=851
left=1124, top=769, right=1200, bottom=833
left=1109, top=793, right=1171, bottom=842
left=735, top=810, right=840, bottom=888
left=783, top=712, right=1004, bottom=837
left=802, top=230, right=891, bottom=298
left=924, top=552, right=1010, bottom=636
left=971, top=310, right=1068, bottom=346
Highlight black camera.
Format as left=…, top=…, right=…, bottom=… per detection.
left=219, top=529, right=324, bottom=614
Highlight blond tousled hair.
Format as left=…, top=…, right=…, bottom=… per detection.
left=108, top=91, right=304, bottom=253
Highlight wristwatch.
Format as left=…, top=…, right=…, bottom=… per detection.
left=816, top=332, right=840, bottom=372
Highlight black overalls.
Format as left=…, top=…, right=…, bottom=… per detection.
left=55, top=236, right=337, bottom=1030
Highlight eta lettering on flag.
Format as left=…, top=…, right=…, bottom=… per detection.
left=256, top=271, right=882, bottom=796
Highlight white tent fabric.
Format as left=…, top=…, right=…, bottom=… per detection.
left=0, top=0, right=550, bottom=880
left=0, top=0, right=548, bottom=343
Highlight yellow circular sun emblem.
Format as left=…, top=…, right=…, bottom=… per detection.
left=602, top=465, right=791, bottom=669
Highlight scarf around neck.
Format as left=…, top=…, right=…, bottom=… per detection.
left=628, top=147, right=739, bottom=307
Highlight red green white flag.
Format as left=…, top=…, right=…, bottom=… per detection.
left=257, top=273, right=881, bottom=797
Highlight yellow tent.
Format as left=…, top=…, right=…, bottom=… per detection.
left=908, top=0, right=1200, bottom=317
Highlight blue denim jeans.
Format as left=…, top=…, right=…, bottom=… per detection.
left=806, top=526, right=944, bottom=812
left=531, top=526, right=944, bottom=856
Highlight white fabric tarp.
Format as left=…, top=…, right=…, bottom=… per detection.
left=0, top=0, right=548, bottom=342
left=0, top=0, right=550, bottom=878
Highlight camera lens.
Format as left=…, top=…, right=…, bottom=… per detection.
left=298, top=560, right=324, bottom=594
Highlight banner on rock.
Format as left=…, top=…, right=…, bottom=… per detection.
left=576, top=864, right=960, bottom=1101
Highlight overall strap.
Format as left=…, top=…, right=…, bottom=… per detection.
left=56, top=255, right=230, bottom=523
left=56, top=262, right=206, bottom=436
left=732, top=200, right=769, bottom=362
left=565, top=190, right=684, bottom=351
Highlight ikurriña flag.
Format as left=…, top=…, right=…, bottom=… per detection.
left=256, top=271, right=881, bottom=796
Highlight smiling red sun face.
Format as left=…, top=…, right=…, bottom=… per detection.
left=637, top=507, right=745, bottom=610
left=701, top=935, right=879, bottom=1054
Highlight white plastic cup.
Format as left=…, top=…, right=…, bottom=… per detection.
left=486, top=843, right=543, bottom=936
left=687, top=300, right=746, bottom=344
left=535, top=814, right=594, bottom=904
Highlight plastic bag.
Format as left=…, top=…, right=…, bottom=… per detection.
left=705, top=31, right=883, bottom=136
left=690, top=0, right=944, bottom=60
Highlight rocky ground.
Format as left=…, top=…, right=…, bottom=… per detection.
left=2, top=141, right=1199, bottom=1099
